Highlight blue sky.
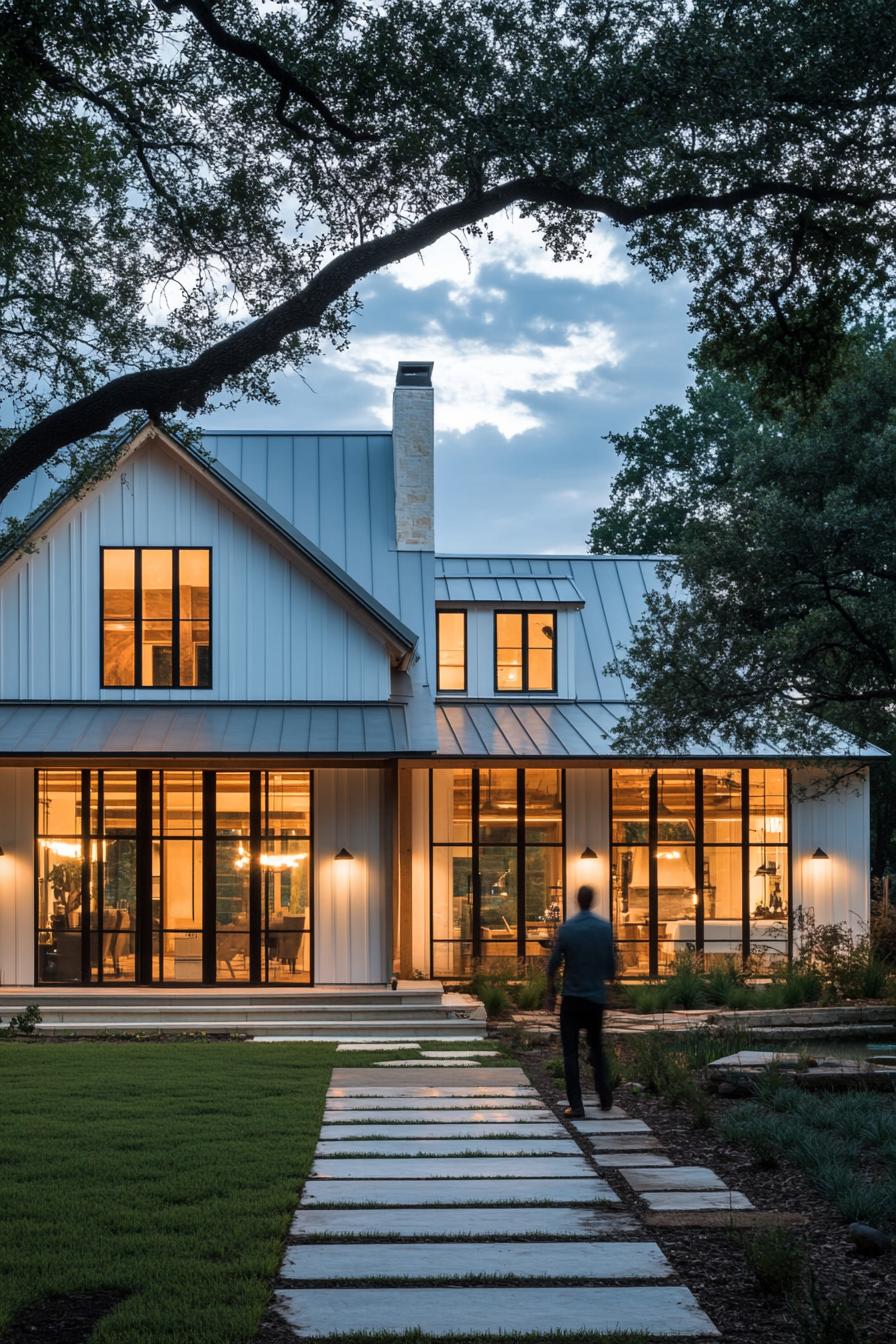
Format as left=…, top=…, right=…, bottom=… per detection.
left=205, top=216, right=694, bottom=554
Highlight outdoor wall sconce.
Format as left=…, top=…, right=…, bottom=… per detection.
left=334, top=848, right=354, bottom=861
left=0, top=845, right=5, bottom=856
left=811, top=847, right=829, bottom=860
left=579, top=846, right=597, bottom=860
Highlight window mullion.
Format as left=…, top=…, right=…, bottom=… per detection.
left=134, top=549, right=143, bottom=687
left=172, top=549, right=181, bottom=688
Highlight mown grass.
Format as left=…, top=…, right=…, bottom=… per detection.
left=0, top=1039, right=396, bottom=1344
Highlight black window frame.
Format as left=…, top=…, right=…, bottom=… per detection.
left=34, top=767, right=315, bottom=986
left=436, top=607, right=468, bottom=694
left=100, top=546, right=213, bottom=689
left=609, top=766, right=793, bottom=977
left=493, top=609, right=557, bottom=694
left=428, top=766, right=566, bottom=973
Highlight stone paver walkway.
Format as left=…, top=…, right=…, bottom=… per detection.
left=275, top=1065, right=720, bottom=1339
left=566, top=1091, right=755, bottom=1215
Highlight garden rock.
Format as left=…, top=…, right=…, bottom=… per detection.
left=848, top=1223, right=892, bottom=1256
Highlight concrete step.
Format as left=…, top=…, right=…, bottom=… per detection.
left=32, top=1017, right=488, bottom=1039
left=19, top=1003, right=476, bottom=1022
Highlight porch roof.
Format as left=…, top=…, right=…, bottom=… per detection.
left=0, top=702, right=425, bottom=758
left=433, top=701, right=887, bottom=760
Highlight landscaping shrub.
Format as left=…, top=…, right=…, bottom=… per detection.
left=794, top=1273, right=868, bottom=1344
left=740, top=1227, right=806, bottom=1295
left=512, top=964, right=547, bottom=1010
left=471, top=975, right=511, bottom=1017
left=720, top=1086, right=896, bottom=1229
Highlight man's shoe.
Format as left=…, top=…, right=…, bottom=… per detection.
left=599, top=1097, right=614, bottom=1113
left=563, top=1105, right=586, bottom=1118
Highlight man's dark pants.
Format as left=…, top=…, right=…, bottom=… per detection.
left=560, top=994, right=612, bottom=1111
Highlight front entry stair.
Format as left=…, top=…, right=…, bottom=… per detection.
left=0, top=982, right=487, bottom=1039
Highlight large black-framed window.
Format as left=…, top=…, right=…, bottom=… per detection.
left=35, top=768, right=313, bottom=985
left=436, top=609, right=467, bottom=692
left=430, top=767, right=565, bottom=977
left=494, top=611, right=556, bottom=692
left=101, top=547, right=212, bottom=688
left=610, top=766, right=791, bottom=977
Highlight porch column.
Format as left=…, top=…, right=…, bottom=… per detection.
left=395, top=763, right=414, bottom=978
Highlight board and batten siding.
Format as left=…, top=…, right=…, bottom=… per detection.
left=0, top=441, right=391, bottom=702
left=313, top=768, right=390, bottom=983
left=563, top=768, right=610, bottom=920
left=791, top=766, right=870, bottom=935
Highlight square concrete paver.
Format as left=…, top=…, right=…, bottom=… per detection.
left=326, top=1086, right=535, bottom=1098
left=640, top=1191, right=754, bottom=1212
left=322, top=1109, right=552, bottom=1125
left=331, top=1067, right=527, bottom=1088
left=281, top=1240, right=673, bottom=1282
left=290, top=1206, right=639, bottom=1239
left=299, top=1176, right=619, bottom=1206
left=567, top=1118, right=652, bottom=1135
left=325, top=1096, right=545, bottom=1110
left=589, top=1133, right=662, bottom=1151
left=333, top=1044, right=421, bottom=1053
left=310, top=1155, right=594, bottom=1180
left=315, top=1138, right=580, bottom=1156
left=318, top=1122, right=566, bottom=1141
left=594, top=1152, right=674, bottom=1168
left=275, top=1285, right=719, bottom=1337
left=624, top=1167, right=727, bottom=1193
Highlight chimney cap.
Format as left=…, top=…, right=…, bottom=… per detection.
left=395, top=361, right=433, bottom=388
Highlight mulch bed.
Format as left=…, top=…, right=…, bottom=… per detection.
left=0, top=1291, right=128, bottom=1344
left=513, top=1027, right=896, bottom=1344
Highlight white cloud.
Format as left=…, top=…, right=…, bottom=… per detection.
left=325, top=320, right=621, bottom=437
left=385, top=214, right=629, bottom=295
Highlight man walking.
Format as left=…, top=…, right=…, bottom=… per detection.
left=546, top=885, right=615, bottom=1118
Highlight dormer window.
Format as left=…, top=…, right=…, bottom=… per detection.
left=102, top=548, right=211, bottom=688
left=437, top=610, right=467, bottom=692
left=495, top=611, right=556, bottom=692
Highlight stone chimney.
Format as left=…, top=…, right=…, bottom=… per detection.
left=392, top=361, right=434, bottom=550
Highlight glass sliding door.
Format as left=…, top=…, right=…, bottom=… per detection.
left=215, top=773, right=252, bottom=980
left=154, top=771, right=204, bottom=983
left=430, top=767, right=566, bottom=974
left=36, top=770, right=88, bottom=984
left=34, top=768, right=315, bottom=985
left=611, top=769, right=652, bottom=976
left=95, top=772, right=138, bottom=982
left=262, top=771, right=312, bottom=983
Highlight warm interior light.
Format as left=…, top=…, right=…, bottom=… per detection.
left=39, top=839, right=82, bottom=859
left=766, top=815, right=784, bottom=833
left=655, top=849, right=681, bottom=860
left=260, top=853, right=307, bottom=869
left=692, top=891, right=699, bottom=906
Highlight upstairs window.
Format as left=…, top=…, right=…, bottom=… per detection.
left=495, top=611, right=556, bottom=692
left=437, top=610, right=467, bottom=692
left=102, top=548, right=211, bottom=688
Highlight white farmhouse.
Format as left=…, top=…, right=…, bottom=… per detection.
left=0, top=363, right=878, bottom=1022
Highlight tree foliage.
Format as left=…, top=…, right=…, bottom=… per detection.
left=2, top=0, right=896, bottom=511
left=590, top=328, right=896, bottom=869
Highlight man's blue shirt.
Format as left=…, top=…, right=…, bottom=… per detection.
left=547, top=909, right=616, bottom=1003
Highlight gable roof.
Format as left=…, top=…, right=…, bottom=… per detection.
left=0, top=423, right=418, bottom=663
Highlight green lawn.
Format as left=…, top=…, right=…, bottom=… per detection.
left=0, top=1040, right=356, bottom=1343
